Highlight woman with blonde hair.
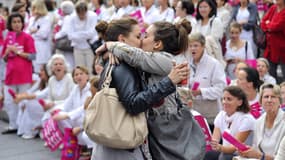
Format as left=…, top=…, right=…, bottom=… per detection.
left=27, top=0, right=53, bottom=73
left=237, top=83, right=285, bottom=159
left=256, top=58, right=276, bottom=84
left=224, top=22, right=254, bottom=80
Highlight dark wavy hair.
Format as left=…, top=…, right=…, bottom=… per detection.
left=224, top=86, right=250, bottom=113
left=196, top=0, right=217, bottom=21
left=7, top=13, right=25, bottom=31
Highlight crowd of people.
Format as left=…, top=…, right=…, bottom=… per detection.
left=0, top=0, right=285, bottom=159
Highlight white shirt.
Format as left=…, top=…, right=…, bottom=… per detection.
left=236, top=8, right=253, bottom=40
left=27, top=15, right=53, bottom=64
left=111, top=5, right=135, bottom=20
left=67, top=11, right=98, bottom=49
left=62, top=83, right=92, bottom=112
left=261, top=74, right=276, bottom=84
left=225, top=40, right=254, bottom=79
left=55, top=15, right=71, bottom=40
left=140, top=5, right=160, bottom=25
left=193, top=16, right=224, bottom=41
left=217, top=6, right=231, bottom=32
left=158, top=7, right=175, bottom=22
left=214, top=111, right=255, bottom=146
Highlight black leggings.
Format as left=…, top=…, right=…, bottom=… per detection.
left=204, top=150, right=235, bottom=160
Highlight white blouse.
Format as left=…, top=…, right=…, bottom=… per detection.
left=214, top=111, right=255, bottom=146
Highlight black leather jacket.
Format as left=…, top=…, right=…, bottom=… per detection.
left=100, top=62, right=176, bottom=116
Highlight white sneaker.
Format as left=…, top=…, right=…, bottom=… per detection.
left=22, top=134, right=36, bottom=140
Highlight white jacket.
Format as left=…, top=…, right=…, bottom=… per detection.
left=189, top=52, right=227, bottom=124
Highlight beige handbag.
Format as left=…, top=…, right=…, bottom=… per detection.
left=83, top=64, right=148, bottom=149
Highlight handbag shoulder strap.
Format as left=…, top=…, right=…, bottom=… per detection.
left=102, top=64, right=114, bottom=88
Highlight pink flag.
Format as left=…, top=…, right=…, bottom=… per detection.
left=222, top=131, right=249, bottom=151
left=42, top=117, right=64, bottom=151
left=130, top=10, right=145, bottom=33
left=194, top=115, right=212, bottom=151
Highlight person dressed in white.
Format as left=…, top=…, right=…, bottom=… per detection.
left=205, top=86, right=255, bottom=160
left=67, top=1, right=98, bottom=74
left=101, top=0, right=120, bottom=22
left=53, top=66, right=95, bottom=149
left=216, top=0, right=231, bottom=33
left=256, top=58, right=277, bottom=84
left=188, top=33, right=227, bottom=126
left=238, top=84, right=285, bottom=160
left=230, top=0, right=258, bottom=57
left=140, top=0, right=160, bottom=26
left=54, top=1, right=75, bottom=69
left=192, top=0, right=224, bottom=65
left=173, top=0, right=196, bottom=28
left=41, top=54, right=74, bottom=122
left=27, top=0, right=53, bottom=73
left=88, top=0, right=107, bottom=21
left=14, top=64, right=49, bottom=139
left=193, top=0, right=224, bottom=42
left=157, top=0, right=175, bottom=22
left=111, top=0, right=135, bottom=20
left=224, top=22, right=254, bottom=79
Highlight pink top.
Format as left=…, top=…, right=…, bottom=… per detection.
left=1, top=31, right=36, bottom=85
left=0, top=16, right=6, bottom=46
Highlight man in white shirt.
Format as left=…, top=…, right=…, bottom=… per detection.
left=67, top=1, right=98, bottom=74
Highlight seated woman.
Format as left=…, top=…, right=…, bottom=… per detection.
left=204, top=86, right=255, bottom=160
left=236, top=67, right=263, bottom=119
left=42, top=54, right=74, bottom=121
left=53, top=66, right=94, bottom=149
left=14, top=64, right=49, bottom=139
left=256, top=58, right=276, bottom=84
left=53, top=76, right=100, bottom=159
left=238, top=83, right=285, bottom=159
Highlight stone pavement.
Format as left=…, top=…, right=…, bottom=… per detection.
left=0, top=120, right=61, bottom=160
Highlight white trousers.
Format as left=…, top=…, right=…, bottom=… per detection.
left=73, top=48, right=94, bottom=74
left=3, top=84, right=31, bottom=129
left=17, top=99, right=44, bottom=136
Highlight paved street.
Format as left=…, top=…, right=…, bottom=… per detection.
left=0, top=120, right=61, bottom=160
